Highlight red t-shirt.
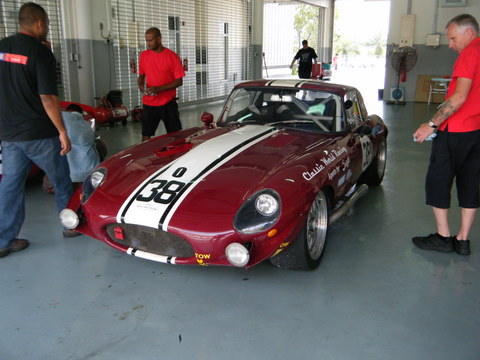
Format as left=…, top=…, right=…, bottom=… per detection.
left=139, top=48, right=185, bottom=106
left=440, top=37, right=480, bottom=132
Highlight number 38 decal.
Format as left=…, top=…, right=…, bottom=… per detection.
left=136, top=167, right=187, bottom=204
left=360, top=137, right=373, bottom=171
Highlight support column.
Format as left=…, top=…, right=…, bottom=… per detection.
left=62, top=0, right=95, bottom=106
left=251, top=0, right=264, bottom=80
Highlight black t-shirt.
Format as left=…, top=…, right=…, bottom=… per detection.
left=0, top=33, right=59, bottom=141
left=294, top=47, right=318, bottom=74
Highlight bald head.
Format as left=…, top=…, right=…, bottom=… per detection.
left=145, top=27, right=161, bottom=38
left=19, top=2, right=47, bottom=27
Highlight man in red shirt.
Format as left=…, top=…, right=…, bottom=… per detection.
left=413, top=14, right=480, bottom=255
left=137, top=27, right=185, bottom=141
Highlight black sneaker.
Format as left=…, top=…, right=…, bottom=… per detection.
left=412, top=233, right=453, bottom=252
left=453, top=237, right=470, bottom=255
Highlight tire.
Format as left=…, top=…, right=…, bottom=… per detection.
left=121, top=118, right=128, bottom=126
left=359, top=138, right=386, bottom=186
left=94, top=139, right=107, bottom=162
left=269, top=190, right=329, bottom=270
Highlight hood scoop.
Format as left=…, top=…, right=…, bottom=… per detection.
left=155, top=141, right=193, bottom=157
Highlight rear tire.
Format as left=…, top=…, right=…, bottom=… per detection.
left=359, top=138, right=386, bottom=186
left=269, top=190, right=329, bottom=270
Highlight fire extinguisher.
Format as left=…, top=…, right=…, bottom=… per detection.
left=129, top=58, right=136, bottom=74
left=182, top=57, right=188, bottom=71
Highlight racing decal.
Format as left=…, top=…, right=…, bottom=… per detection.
left=372, top=124, right=384, bottom=136
left=360, top=136, right=373, bottom=171
left=265, top=80, right=309, bottom=88
left=117, top=125, right=279, bottom=231
left=328, top=156, right=350, bottom=182
left=272, top=241, right=290, bottom=257
left=195, top=253, right=211, bottom=266
left=303, top=147, right=347, bottom=181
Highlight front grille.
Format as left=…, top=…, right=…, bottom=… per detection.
left=106, top=224, right=194, bottom=258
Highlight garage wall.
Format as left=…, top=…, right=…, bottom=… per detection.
left=63, top=0, right=256, bottom=110
left=384, top=0, right=480, bottom=101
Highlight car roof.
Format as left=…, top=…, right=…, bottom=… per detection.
left=234, top=79, right=356, bottom=97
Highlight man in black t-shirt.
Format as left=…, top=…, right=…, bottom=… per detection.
left=290, top=40, right=318, bottom=79
left=0, top=3, right=76, bottom=258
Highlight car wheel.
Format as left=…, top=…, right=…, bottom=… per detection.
left=269, top=190, right=329, bottom=270
left=94, top=139, right=107, bottom=162
left=359, top=138, right=386, bottom=186
left=121, top=118, right=128, bottom=126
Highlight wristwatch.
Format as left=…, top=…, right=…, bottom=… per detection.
left=428, top=120, right=437, bottom=128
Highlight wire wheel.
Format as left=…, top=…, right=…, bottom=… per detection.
left=306, top=190, right=329, bottom=261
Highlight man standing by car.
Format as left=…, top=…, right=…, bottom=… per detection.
left=138, top=27, right=185, bottom=142
left=0, top=3, right=74, bottom=258
left=290, top=40, right=318, bottom=79
left=412, top=14, right=480, bottom=256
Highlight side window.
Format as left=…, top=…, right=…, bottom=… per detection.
left=345, top=91, right=363, bottom=128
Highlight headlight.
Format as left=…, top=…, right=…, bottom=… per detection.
left=90, top=170, right=105, bottom=188
left=225, top=243, right=250, bottom=267
left=59, top=209, right=79, bottom=229
left=234, top=189, right=281, bottom=234
left=82, top=168, right=107, bottom=204
left=255, top=193, right=278, bottom=216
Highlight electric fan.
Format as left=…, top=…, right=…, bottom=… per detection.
left=386, top=46, right=417, bottom=105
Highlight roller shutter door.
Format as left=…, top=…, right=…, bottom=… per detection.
left=109, top=0, right=253, bottom=110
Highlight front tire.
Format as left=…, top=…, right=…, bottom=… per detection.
left=269, top=190, right=329, bottom=270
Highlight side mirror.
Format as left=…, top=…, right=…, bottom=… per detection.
left=201, top=112, right=214, bottom=127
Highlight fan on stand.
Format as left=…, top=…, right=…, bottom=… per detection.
left=386, top=46, right=417, bottom=105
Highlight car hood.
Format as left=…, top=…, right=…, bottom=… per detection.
left=92, top=125, right=335, bottom=234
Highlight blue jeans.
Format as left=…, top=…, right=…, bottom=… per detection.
left=0, top=138, right=72, bottom=249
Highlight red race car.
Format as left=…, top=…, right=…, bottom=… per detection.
left=61, top=80, right=387, bottom=270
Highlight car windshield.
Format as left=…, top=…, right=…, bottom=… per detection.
left=217, top=87, right=346, bottom=132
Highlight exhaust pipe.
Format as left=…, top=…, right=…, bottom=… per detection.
left=329, top=184, right=368, bottom=225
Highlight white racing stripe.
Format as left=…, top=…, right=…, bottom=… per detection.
left=265, top=79, right=308, bottom=88
left=117, top=125, right=278, bottom=230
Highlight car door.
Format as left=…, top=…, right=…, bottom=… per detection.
left=344, top=90, right=374, bottom=184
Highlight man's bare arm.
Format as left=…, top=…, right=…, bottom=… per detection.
left=40, top=94, right=71, bottom=155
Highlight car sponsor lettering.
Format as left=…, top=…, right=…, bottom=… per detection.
left=303, top=147, right=348, bottom=181
left=195, top=253, right=211, bottom=265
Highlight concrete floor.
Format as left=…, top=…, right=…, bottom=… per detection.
left=1, top=98, right=479, bottom=360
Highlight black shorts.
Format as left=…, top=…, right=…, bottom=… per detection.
left=299, top=67, right=312, bottom=79
left=426, top=129, right=480, bottom=209
left=141, top=100, right=182, bottom=136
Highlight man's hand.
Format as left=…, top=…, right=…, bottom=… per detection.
left=59, top=131, right=71, bottom=155
left=413, top=123, right=435, bottom=143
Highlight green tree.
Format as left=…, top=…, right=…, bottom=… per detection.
left=365, top=33, right=386, bottom=57
left=293, top=4, right=319, bottom=51
left=334, top=37, right=360, bottom=65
